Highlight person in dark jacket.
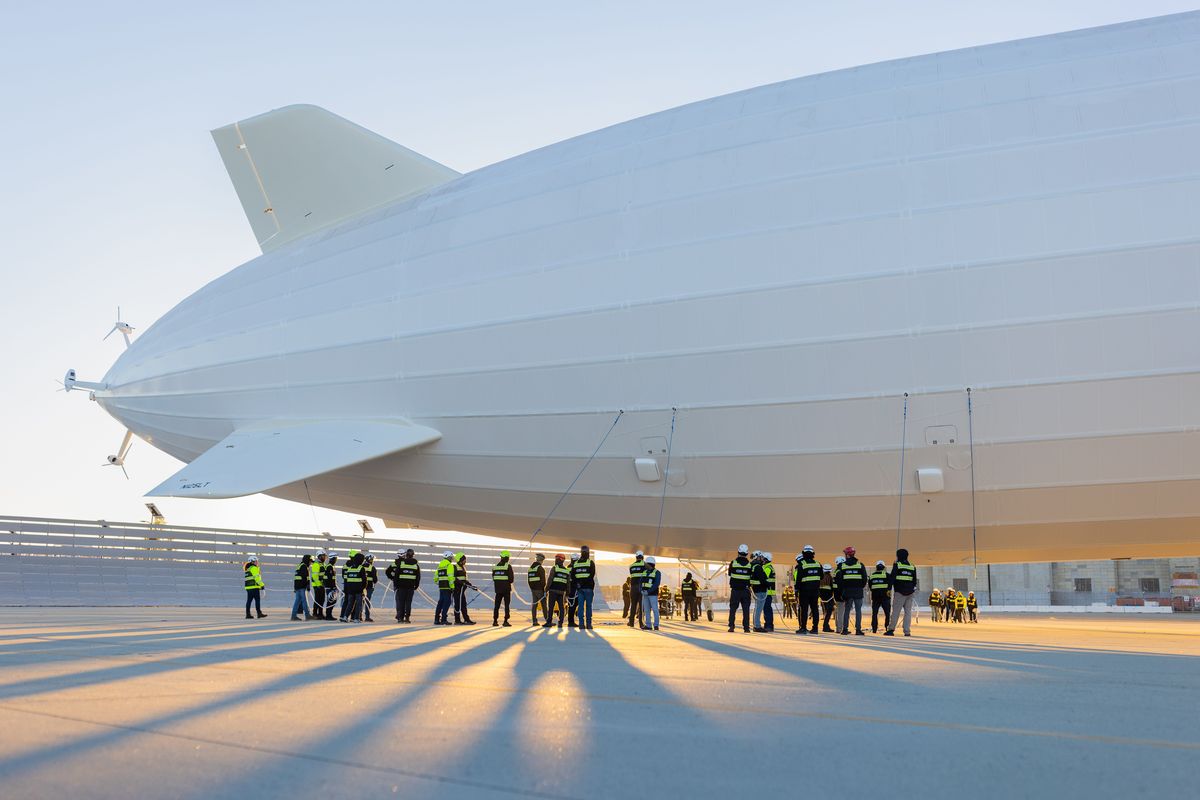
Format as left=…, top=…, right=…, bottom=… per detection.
left=793, top=546, right=822, bottom=635
left=627, top=551, right=647, bottom=628
left=566, top=556, right=579, bottom=627
left=572, top=545, right=597, bottom=629
left=363, top=553, right=379, bottom=622
left=869, top=560, right=892, bottom=633
left=884, top=548, right=919, bottom=636
left=967, top=591, right=979, bottom=622
left=818, top=566, right=836, bottom=632
left=727, top=544, right=753, bottom=633
left=385, top=548, right=420, bottom=623
left=492, top=550, right=515, bottom=626
left=528, top=554, right=548, bottom=626
left=321, top=555, right=339, bottom=620
left=542, top=554, right=571, bottom=629
left=835, top=546, right=868, bottom=636
left=453, top=552, right=476, bottom=625
left=339, top=550, right=366, bottom=623
left=291, top=553, right=313, bottom=621
left=621, top=577, right=632, bottom=618
left=681, top=573, right=698, bottom=621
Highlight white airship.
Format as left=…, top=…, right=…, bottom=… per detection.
left=68, top=12, right=1200, bottom=565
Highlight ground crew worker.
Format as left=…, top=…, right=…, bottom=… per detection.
left=622, top=577, right=632, bottom=619
left=453, top=553, right=476, bottom=625
left=627, top=551, right=646, bottom=628
left=755, top=552, right=776, bottom=632
left=727, top=544, right=753, bottom=633
left=291, top=553, right=313, bottom=621
left=967, top=591, right=979, bottom=622
left=945, top=588, right=957, bottom=622
left=929, top=588, right=943, bottom=622
left=492, top=550, right=514, bottom=627
left=363, top=553, right=378, bottom=622
left=321, top=555, right=338, bottom=620
left=386, top=548, right=420, bottom=623
left=954, top=588, right=968, bottom=622
left=681, top=573, right=698, bottom=620
left=572, top=545, right=597, bottom=630
left=340, top=550, right=365, bottom=623
left=310, top=552, right=327, bottom=621
left=794, top=546, right=821, bottom=635
left=542, top=554, right=571, bottom=629
left=566, top=556, right=579, bottom=627
left=781, top=585, right=795, bottom=619
left=244, top=555, right=266, bottom=619
left=869, top=560, right=891, bottom=633
left=434, top=550, right=455, bottom=625
left=831, top=555, right=846, bottom=632
left=884, top=549, right=918, bottom=636
left=641, top=556, right=662, bottom=630
left=528, top=554, right=548, bottom=626
left=658, top=580, right=672, bottom=622
left=751, top=551, right=768, bottom=632
left=836, top=547, right=867, bottom=636
left=819, top=565, right=836, bottom=632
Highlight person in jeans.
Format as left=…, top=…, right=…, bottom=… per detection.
left=641, top=556, right=662, bottom=630
left=884, top=548, right=919, bottom=636
left=834, top=546, right=867, bottom=636
left=291, top=553, right=313, bottom=620
left=542, top=554, right=571, bottom=629
left=572, top=545, right=597, bottom=629
left=244, top=555, right=266, bottom=619
left=751, top=551, right=769, bottom=632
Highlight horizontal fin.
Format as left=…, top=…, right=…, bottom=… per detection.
left=211, top=104, right=459, bottom=252
left=147, top=419, right=441, bottom=499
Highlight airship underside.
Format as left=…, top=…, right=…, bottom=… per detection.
left=83, top=12, right=1200, bottom=564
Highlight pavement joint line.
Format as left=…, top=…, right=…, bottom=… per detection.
left=0, top=704, right=586, bottom=800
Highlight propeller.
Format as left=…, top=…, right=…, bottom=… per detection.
left=102, top=430, right=134, bottom=479
left=103, top=307, right=135, bottom=348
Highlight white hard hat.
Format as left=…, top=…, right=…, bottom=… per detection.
left=803, top=544, right=815, bottom=552
left=836, top=556, right=846, bottom=564
left=645, top=556, right=656, bottom=565
left=635, top=550, right=644, bottom=557
left=764, top=552, right=773, bottom=561
left=822, top=564, right=832, bottom=571
left=795, top=553, right=804, bottom=561
left=876, top=560, right=886, bottom=567
left=738, top=543, right=749, bottom=554
left=443, top=550, right=454, bottom=559
left=247, top=555, right=258, bottom=562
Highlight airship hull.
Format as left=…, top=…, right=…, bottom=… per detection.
left=95, top=12, right=1200, bottom=563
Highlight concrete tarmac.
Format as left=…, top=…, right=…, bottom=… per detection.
left=1, top=607, right=1198, bottom=798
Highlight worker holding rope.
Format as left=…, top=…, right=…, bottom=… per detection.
left=452, top=553, right=477, bottom=625
left=321, top=554, right=339, bottom=620
left=434, top=551, right=455, bottom=625
left=290, top=553, right=313, bottom=621
left=542, top=554, right=571, bottom=629
left=310, top=552, right=327, bottom=622
left=527, top=553, right=548, bottom=626
left=492, top=550, right=514, bottom=627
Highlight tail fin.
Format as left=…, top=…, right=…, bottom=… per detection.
left=211, top=104, right=459, bottom=252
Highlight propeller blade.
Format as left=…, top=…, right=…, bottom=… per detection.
left=121, top=464, right=129, bottom=480
left=103, top=327, right=116, bottom=341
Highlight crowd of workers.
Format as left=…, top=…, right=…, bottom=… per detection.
left=241, top=542, right=935, bottom=636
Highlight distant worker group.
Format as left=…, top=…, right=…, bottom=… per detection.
left=243, top=542, right=934, bottom=638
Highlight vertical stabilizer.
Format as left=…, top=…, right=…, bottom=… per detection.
left=211, top=104, right=459, bottom=252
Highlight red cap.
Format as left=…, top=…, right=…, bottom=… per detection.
left=843, top=546, right=856, bottom=556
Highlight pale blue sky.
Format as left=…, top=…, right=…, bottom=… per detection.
left=2, top=1, right=1194, bottom=537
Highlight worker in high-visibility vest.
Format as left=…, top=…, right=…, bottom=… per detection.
left=244, top=555, right=266, bottom=619
left=291, top=553, right=313, bottom=621
left=884, top=549, right=919, bottom=636
left=434, top=551, right=455, bottom=625
left=310, top=552, right=327, bottom=621
left=967, top=591, right=979, bottom=623
left=492, top=550, right=514, bottom=627
left=542, top=554, right=571, bottom=629
left=793, top=546, right=822, bottom=635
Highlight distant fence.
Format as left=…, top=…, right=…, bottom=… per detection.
left=0, top=515, right=562, bottom=610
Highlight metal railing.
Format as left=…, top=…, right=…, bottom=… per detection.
left=0, top=515, right=556, bottom=609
